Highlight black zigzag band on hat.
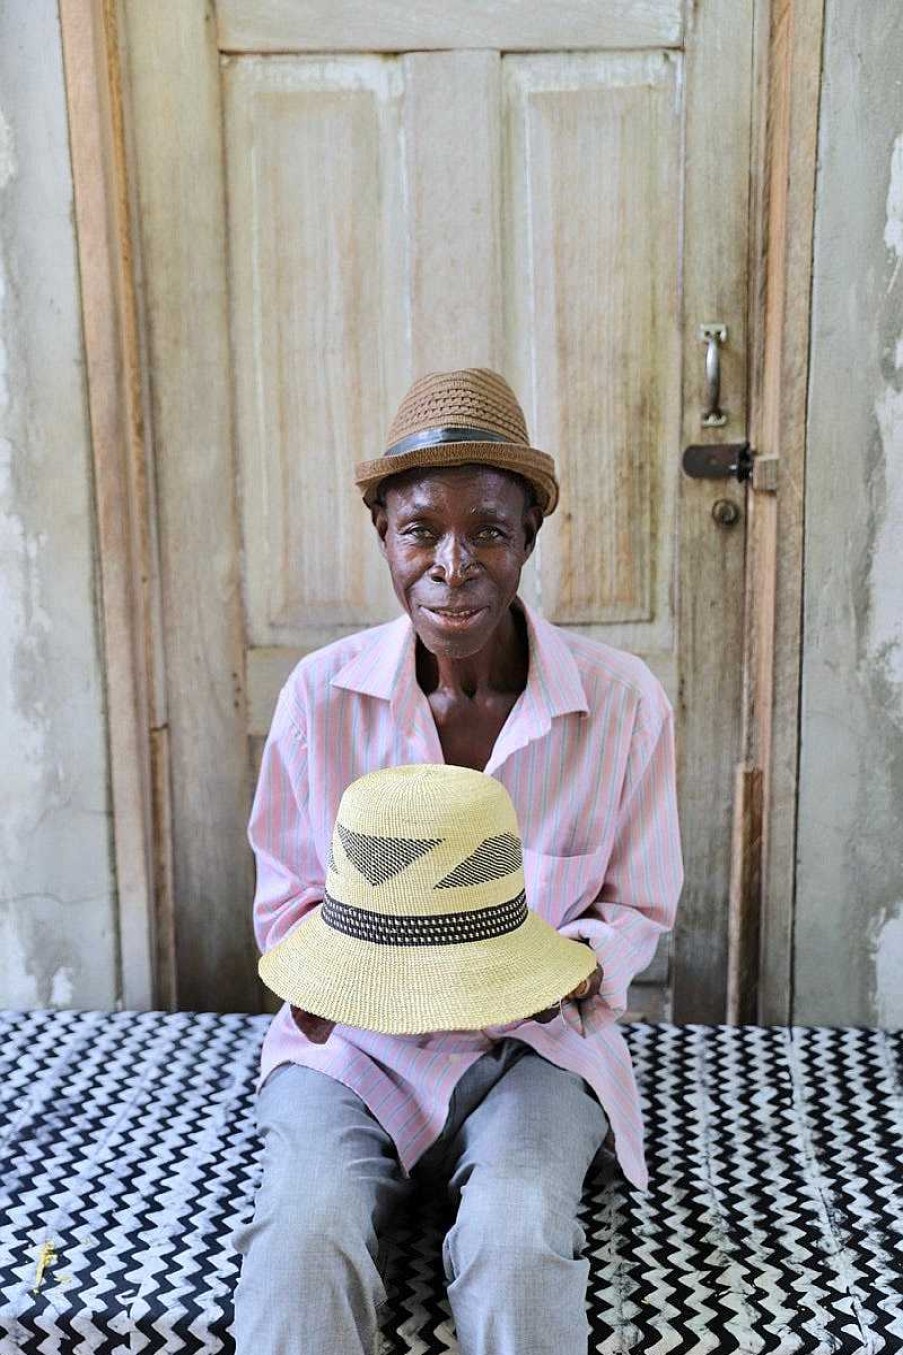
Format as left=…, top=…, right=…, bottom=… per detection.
left=321, top=890, right=528, bottom=946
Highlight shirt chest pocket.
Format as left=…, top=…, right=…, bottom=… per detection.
left=520, top=845, right=602, bottom=930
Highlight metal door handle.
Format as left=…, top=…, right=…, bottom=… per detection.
left=700, top=323, right=727, bottom=427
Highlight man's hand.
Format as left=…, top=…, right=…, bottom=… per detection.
left=529, top=964, right=603, bottom=1023
left=290, top=1006, right=335, bottom=1043
left=289, top=965, right=603, bottom=1040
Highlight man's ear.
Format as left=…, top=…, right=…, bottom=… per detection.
left=371, top=501, right=389, bottom=555
left=521, top=504, right=543, bottom=560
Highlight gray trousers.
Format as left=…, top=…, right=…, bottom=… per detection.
left=230, top=1038, right=611, bottom=1355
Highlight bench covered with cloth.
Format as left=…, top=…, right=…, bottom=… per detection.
left=0, top=1010, right=900, bottom=1354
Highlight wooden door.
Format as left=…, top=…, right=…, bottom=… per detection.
left=121, top=0, right=755, bottom=1020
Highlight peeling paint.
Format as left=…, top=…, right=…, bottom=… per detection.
left=0, top=435, right=52, bottom=870
left=883, top=132, right=903, bottom=261
left=0, top=265, right=8, bottom=414
left=0, top=912, right=45, bottom=1008
left=0, top=102, right=14, bottom=191
left=0, top=96, right=13, bottom=416
left=866, top=132, right=903, bottom=712
left=0, top=902, right=88, bottom=1008
left=874, top=904, right=903, bottom=1028
left=0, top=113, right=10, bottom=414
left=49, top=965, right=74, bottom=1006
left=869, top=385, right=903, bottom=700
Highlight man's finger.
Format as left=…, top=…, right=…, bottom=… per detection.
left=568, top=966, right=603, bottom=1001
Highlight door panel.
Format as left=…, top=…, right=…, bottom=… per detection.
left=122, top=0, right=753, bottom=1019
left=224, top=57, right=406, bottom=645
left=504, top=53, right=681, bottom=640
left=215, top=1, right=685, bottom=53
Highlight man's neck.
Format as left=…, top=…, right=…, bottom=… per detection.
left=415, top=602, right=529, bottom=702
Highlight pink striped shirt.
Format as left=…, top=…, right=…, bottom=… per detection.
left=249, top=596, right=683, bottom=1191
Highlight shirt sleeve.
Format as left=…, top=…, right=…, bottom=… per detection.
left=556, top=694, right=684, bottom=1032
left=247, top=690, right=324, bottom=955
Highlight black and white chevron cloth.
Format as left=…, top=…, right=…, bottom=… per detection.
left=0, top=1011, right=901, bottom=1353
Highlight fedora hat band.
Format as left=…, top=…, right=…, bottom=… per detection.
left=322, top=889, right=528, bottom=946
left=385, top=424, right=514, bottom=458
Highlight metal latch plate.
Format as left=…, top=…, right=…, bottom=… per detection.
left=682, top=442, right=754, bottom=482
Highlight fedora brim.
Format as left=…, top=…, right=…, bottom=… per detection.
left=258, top=902, right=595, bottom=1034
left=354, top=442, right=559, bottom=516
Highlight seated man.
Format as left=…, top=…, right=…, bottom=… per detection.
left=232, top=367, right=684, bottom=1355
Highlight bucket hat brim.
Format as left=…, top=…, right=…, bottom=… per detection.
left=258, top=901, right=595, bottom=1034
left=354, top=441, right=559, bottom=516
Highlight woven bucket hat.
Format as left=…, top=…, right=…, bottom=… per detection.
left=258, top=764, right=595, bottom=1033
left=354, top=367, right=560, bottom=515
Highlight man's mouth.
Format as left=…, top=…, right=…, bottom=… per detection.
left=422, top=605, right=487, bottom=623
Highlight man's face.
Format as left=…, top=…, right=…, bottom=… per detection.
left=371, top=464, right=543, bottom=659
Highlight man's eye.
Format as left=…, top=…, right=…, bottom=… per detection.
left=476, top=527, right=504, bottom=541
left=403, top=525, right=434, bottom=540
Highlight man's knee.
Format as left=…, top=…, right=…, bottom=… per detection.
left=442, top=1176, right=586, bottom=1284
left=253, top=1162, right=379, bottom=1262
left=232, top=1170, right=389, bottom=1355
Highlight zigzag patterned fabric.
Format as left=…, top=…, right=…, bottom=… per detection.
left=0, top=1011, right=901, bottom=1353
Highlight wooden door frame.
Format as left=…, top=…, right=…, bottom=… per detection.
left=59, top=0, right=176, bottom=1009
left=60, top=0, right=825, bottom=1019
left=732, top=0, right=826, bottom=1023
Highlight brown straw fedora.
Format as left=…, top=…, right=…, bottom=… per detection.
left=354, top=367, right=560, bottom=515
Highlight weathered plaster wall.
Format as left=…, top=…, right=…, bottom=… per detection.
left=0, top=1, right=118, bottom=1006
left=795, top=2, right=903, bottom=1027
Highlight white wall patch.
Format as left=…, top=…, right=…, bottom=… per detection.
left=874, top=903, right=903, bottom=1028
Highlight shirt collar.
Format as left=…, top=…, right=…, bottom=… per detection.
left=331, top=597, right=588, bottom=734
left=330, top=612, right=414, bottom=702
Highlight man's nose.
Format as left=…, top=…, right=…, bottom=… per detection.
left=430, top=533, right=476, bottom=585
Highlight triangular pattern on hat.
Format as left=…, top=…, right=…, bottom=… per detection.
left=336, top=822, right=440, bottom=886
left=435, top=832, right=522, bottom=889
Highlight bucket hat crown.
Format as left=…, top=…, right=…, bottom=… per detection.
left=354, top=367, right=560, bottom=515
left=258, top=763, right=594, bottom=1034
